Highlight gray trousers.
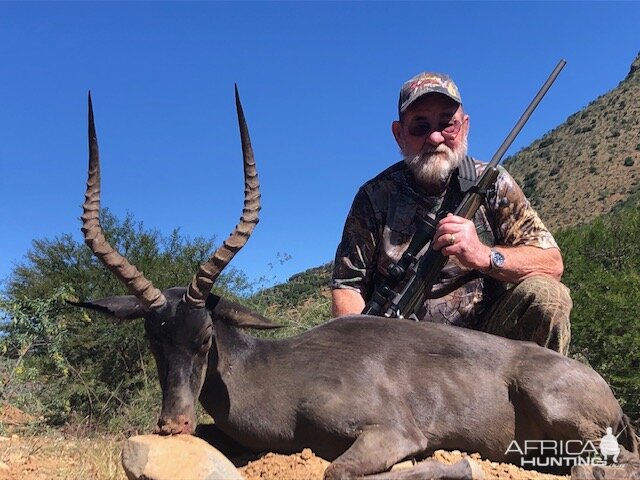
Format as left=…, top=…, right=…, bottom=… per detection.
left=476, top=275, right=573, bottom=355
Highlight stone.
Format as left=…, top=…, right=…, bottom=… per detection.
left=0, top=461, right=9, bottom=472
left=121, top=434, right=243, bottom=480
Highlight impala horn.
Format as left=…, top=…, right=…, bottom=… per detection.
left=81, top=92, right=166, bottom=311
left=184, top=85, right=260, bottom=308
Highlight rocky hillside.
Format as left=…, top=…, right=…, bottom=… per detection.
left=504, top=52, right=640, bottom=230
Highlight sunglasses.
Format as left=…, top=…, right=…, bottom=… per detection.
left=407, top=119, right=462, bottom=139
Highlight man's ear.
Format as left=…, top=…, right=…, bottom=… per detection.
left=67, top=296, right=145, bottom=320
left=462, top=114, right=470, bottom=136
left=392, top=120, right=404, bottom=150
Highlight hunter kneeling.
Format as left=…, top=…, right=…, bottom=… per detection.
left=332, top=71, right=572, bottom=354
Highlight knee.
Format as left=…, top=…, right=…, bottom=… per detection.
left=514, top=275, right=573, bottom=312
left=482, top=276, right=573, bottom=354
left=515, top=275, right=573, bottom=339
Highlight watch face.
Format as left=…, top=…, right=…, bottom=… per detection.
left=491, top=250, right=505, bottom=268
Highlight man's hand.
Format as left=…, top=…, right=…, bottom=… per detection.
left=432, top=213, right=564, bottom=283
left=432, top=213, right=491, bottom=271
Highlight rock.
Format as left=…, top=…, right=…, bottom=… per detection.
left=121, top=434, right=243, bottom=480
left=300, top=448, right=313, bottom=461
left=0, top=461, right=9, bottom=472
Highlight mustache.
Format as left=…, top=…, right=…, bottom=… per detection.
left=409, top=143, right=455, bottom=161
left=404, top=144, right=455, bottom=170
left=402, top=136, right=468, bottom=191
left=421, top=144, right=450, bottom=155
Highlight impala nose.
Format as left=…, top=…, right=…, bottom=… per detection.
left=155, top=414, right=194, bottom=435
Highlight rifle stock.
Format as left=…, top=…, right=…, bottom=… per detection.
left=362, top=60, right=566, bottom=318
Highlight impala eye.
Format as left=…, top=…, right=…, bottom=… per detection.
left=198, top=334, right=212, bottom=354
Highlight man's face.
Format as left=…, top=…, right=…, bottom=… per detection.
left=392, top=93, right=469, bottom=192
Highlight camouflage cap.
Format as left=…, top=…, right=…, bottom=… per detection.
left=398, top=72, right=462, bottom=116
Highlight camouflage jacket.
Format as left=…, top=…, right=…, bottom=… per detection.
left=331, top=158, right=558, bottom=327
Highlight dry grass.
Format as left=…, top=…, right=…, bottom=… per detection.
left=0, top=434, right=125, bottom=480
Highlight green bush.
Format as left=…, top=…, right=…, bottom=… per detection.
left=556, top=201, right=640, bottom=421
left=573, top=125, right=594, bottom=135
left=538, top=137, right=555, bottom=148
left=522, top=171, right=539, bottom=199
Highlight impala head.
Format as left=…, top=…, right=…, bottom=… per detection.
left=72, top=88, right=279, bottom=434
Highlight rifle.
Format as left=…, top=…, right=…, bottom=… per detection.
left=362, top=59, right=567, bottom=318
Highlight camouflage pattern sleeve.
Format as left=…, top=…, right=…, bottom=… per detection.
left=331, top=187, right=380, bottom=296
left=485, top=166, right=558, bottom=249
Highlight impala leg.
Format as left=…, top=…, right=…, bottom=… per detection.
left=572, top=464, right=640, bottom=480
left=364, top=458, right=484, bottom=480
left=571, top=445, right=640, bottom=480
left=322, top=424, right=428, bottom=480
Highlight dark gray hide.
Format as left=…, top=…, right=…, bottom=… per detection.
left=76, top=287, right=640, bottom=479
left=72, top=91, right=639, bottom=480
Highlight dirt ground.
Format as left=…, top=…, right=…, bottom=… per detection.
left=1, top=403, right=569, bottom=480
left=0, top=437, right=569, bottom=480
left=238, top=449, right=569, bottom=480
left=0, top=439, right=571, bottom=480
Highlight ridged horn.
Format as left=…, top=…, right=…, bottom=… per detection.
left=184, top=86, right=260, bottom=308
left=81, top=92, right=166, bottom=311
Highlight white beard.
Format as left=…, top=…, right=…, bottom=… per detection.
left=403, top=135, right=468, bottom=194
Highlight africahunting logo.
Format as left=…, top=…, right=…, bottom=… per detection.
left=505, top=426, right=623, bottom=468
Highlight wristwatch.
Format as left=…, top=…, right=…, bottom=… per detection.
left=489, top=248, right=505, bottom=270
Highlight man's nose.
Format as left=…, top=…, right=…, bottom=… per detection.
left=424, top=130, right=445, bottom=147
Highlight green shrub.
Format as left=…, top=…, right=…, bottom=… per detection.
left=574, top=125, right=594, bottom=135
left=556, top=202, right=640, bottom=422
left=538, top=137, right=555, bottom=148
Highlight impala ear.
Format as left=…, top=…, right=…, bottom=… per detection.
left=67, top=296, right=146, bottom=320
left=206, top=295, right=282, bottom=330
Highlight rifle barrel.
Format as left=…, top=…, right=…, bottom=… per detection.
left=488, top=59, right=566, bottom=169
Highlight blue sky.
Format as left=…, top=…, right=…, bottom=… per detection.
left=1, top=1, right=638, bottom=291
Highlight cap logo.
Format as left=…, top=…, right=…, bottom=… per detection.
left=409, top=75, right=459, bottom=100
